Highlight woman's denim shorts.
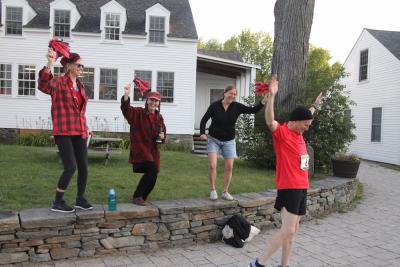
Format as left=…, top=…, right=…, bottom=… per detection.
left=207, top=136, right=237, bottom=159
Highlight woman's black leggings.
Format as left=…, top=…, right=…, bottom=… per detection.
left=55, top=135, right=88, bottom=198
left=132, top=161, right=159, bottom=200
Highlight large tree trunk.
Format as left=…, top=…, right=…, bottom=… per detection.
left=271, top=0, right=315, bottom=116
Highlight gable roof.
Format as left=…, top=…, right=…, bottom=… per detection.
left=198, top=50, right=244, bottom=62
left=0, top=0, right=197, bottom=39
left=366, top=29, right=400, bottom=60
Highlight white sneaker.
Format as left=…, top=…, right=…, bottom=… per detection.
left=210, top=190, right=218, bottom=200
left=221, top=191, right=234, bottom=201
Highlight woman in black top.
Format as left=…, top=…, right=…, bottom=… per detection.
left=200, top=85, right=267, bottom=201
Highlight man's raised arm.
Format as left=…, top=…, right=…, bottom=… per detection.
left=309, top=92, right=323, bottom=115
left=264, top=75, right=279, bottom=132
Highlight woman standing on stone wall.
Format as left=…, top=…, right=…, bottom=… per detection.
left=199, top=85, right=267, bottom=201
left=120, top=84, right=166, bottom=206
left=38, top=48, right=93, bottom=213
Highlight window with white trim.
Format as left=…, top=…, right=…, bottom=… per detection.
left=6, top=7, right=23, bottom=35
left=359, top=49, right=368, bottom=82
left=371, top=107, right=382, bottom=142
left=157, top=72, right=174, bottom=103
left=133, top=70, right=152, bottom=101
left=0, top=64, right=12, bottom=95
left=54, top=10, right=71, bottom=38
left=79, top=68, right=95, bottom=99
left=99, top=68, right=118, bottom=100
left=18, top=65, right=36, bottom=96
left=149, top=16, right=165, bottom=43
left=105, top=13, right=120, bottom=40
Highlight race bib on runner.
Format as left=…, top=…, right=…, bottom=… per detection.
left=300, top=154, right=310, bottom=171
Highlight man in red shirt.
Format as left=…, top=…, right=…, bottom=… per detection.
left=249, top=76, right=322, bottom=267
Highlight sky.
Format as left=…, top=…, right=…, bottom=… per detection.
left=189, top=0, right=400, bottom=63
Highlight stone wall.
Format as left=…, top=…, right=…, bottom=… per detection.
left=0, top=129, right=19, bottom=144
left=0, top=177, right=357, bottom=265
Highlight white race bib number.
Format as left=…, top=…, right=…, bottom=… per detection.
left=300, top=154, right=310, bottom=171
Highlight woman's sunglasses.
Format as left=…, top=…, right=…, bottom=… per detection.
left=74, top=63, right=84, bottom=69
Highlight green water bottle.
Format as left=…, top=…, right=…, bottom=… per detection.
left=108, top=188, right=117, bottom=211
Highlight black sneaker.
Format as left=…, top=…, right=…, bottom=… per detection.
left=248, top=259, right=266, bottom=267
left=74, top=198, right=93, bottom=210
left=51, top=200, right=75, bottom=213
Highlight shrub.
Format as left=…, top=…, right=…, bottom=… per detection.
left=160, top=139, right=192, bottom=152
left=332, top=153, right=359, bottom=161
left=17, top=132, right=53, bottom=147
left=236, top=89, right=276, bottom=169
left=119, top=139, right=130, bottom=150
left=236, top=48, right=356, bottom=172
left=304, top=81, right=356, bottom=171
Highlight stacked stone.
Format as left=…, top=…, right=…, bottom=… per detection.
left=151, top=200, right=193, bottom=247
left=0, top=211, right=26, bottom=265
left=154, top=194, right=278, bottom=245
left=307, top=177, right=357, bottom=219
left=100, top=203, right=160, bottom=254
left=75, top=205, right=105, bottom=258
left=0, top=128, right=18, bottom=144
left=0, top=208, right=77, bottom=264
left=181, top=199, right=231, bottom=243
left=305, top=188, right=325, bottom=219
left=0, top=177, right=358, bottom=265
left=235, top=191, right=277, bottom=230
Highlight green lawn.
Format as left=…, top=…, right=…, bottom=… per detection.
left=0, top=144, right=275, bottom=211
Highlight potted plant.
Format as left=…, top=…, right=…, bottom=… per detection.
left=331, top=153, right=360, bottom=178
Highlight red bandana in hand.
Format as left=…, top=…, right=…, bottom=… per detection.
left=133, top=78, right=149, bottom=96
left=255, top=82, right=270, bottom=95
left=48, top=38, right=70, bottom=60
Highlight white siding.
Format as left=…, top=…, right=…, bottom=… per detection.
left=342, top=30, right=400, bottom=164
left=0, top=30, right=197, bottom=135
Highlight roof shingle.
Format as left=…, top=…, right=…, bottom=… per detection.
left=198, top=50, right=244, bottom=63
left=1, top=0, right=197, bottom=39
left=367, top=29, right=400, bottom=61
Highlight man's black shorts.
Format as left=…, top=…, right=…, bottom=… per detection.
left=274, top=189, right=307, bottom=216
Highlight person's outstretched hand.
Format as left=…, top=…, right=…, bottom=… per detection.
left=124, top=84, right=131, bottom=96
left=313, top=92, right=323, bottom=108
left=123, top=84, right=131, bottom=101
left=269, top=74, right=279, bottom=96
left=46, top=48, right=56, bottom=69
left=199, top=134, right=208, bottom=141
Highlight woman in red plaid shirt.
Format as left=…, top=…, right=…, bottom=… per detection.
left=38, top=48, right=93, bottom=213
left=121, top=84, right=166, bottom=206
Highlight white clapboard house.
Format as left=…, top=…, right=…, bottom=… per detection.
left=0, top=0, right=258, bottom=143
left=342, top=28, right=400, bottom=165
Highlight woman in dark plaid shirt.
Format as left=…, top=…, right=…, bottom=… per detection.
left=38, top=48, right=93, bottom=213
left=121, top=84, right=166, bottom=206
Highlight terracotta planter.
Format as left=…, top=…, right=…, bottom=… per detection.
left=331, top=158, right=360, bottom=178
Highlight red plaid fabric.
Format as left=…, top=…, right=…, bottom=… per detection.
left=38, top=67, right=88, bottom=137
left=121, top=97, right=166, bottom=170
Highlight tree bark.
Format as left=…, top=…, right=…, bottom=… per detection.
left=271, top=0, right=315, bottom=115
